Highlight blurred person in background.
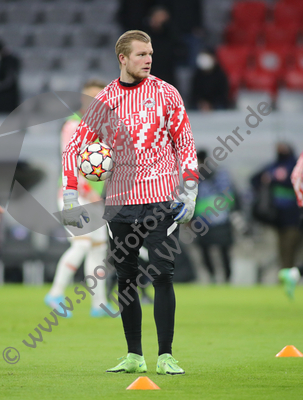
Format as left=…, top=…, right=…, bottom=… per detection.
left=0, top=39, right=20, bottom=113
left=117, top=0, right=156, bottom=32
left=279, top=148, right=303, bottom=299
left=143, top=6, right=181, bottom=87
left=161, top=0, right=204, bottom=68
left=193, top=150, right=242, bottom=283
left=251, top=143, right=302, bottom=280
left=117, top=0, right=204, bottom=69
left=44, top=79, right=116, bottom=318
left=190, top=49, right=229, bottom=112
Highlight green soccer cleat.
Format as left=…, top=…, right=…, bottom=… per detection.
left=278, top=267, right=300, bottom=299
left=156, top=354, right=185, bottom=375
left=106, top=353, right=147, bottom=373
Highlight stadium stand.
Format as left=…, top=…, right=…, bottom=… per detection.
left=231, top=1, right=268, bottom=27
left=217, top=0, right=303, bottom=109
left=0, top=0, right=120, bottom=100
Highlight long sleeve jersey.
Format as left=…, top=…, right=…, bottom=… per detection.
left=291, top=151, right=303, bottom=207
left=60, top=116, right=104, bottom=200
left=62, top=75, right=198, bottom=206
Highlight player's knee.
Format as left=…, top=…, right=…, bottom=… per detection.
left=71, top=238, right=91, bottom=254
left=117, top=271, right=137, bottom=285
left=151, top=271, right=174, bottom=286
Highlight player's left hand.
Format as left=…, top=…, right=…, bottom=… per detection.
left=62, top=189, right=90, bottom=228
left=171, top=181, right=198, bottom=224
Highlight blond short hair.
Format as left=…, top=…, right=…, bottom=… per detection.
left=115, top=30, right=151, bottom=68
left=82, top=78, right=107, bottom=91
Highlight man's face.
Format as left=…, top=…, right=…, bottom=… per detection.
left=120, top=40, right=153, bottom=82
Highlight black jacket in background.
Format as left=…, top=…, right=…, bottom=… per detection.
left=0, top=50, right=20, bottom=113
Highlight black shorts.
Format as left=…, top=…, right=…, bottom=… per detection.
left=107, top=212, right=180, bottom=283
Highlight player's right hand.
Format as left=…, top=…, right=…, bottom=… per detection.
left=170, top=181, right=198, bottom=224
left=62, top=189, right=90, bottom=228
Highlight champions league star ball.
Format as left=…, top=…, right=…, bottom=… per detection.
left=77, top=142, right=115, bottom=181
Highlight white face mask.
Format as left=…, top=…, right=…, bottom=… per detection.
left=196, top=53, right=215, bottom=71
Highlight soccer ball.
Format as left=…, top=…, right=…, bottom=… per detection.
left=77, top=142, right=115, bottom=181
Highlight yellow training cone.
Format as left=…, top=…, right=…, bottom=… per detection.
left=126, top=376, right=160, bottom=390
left=276, top=345, right=303, bottom=357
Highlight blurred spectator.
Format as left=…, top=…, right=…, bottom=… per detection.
left=0, top=40, right=20, bottom=113
left=279, top=148, right=303, bottom=299
left=161, top=0, right=204, bottom=67
left=190, top=49, right=229, bottom=111
left=194, top=150, right=241, bottom=283
left=144, top=6, right=180, bottom=87
left=117, top=0, right=157, bottom=32
left=251, top=142, right=302, bottom=270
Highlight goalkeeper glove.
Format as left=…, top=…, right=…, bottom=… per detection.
left=62, top=189, right=90, bottom=228
left=171, top=181, right=198, bottom=224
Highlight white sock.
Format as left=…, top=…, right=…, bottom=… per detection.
left=50, top=239, right=91, bottom=297
left=290, top=267, right=300, bottom=283
left=84, top=242, right=107, bottom=308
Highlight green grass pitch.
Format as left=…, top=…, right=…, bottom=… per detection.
left=1, top=284, right=303, bottom=399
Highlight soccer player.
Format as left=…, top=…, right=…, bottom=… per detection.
left=279, top=150, right=303, bottom=298
left=45, top=79, right=116, bottom=318
left=62, top=30, right=199, bottom=374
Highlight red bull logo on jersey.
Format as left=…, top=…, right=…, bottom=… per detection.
left=110, top=111, right=156, bottom=131
left=143, top=98, right=156, bottom=108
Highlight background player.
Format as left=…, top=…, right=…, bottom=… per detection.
left=279, top=149, right=303, bottom=298
left=45, top=79, right=116, bottom=317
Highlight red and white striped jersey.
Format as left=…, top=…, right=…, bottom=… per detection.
left=291, top=151, right=303, bottom=207
left=60, top=118, right=97, bottom=199
left=62, top=75, right=198, bottom=206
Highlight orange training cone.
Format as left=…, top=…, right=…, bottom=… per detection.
left=276, top=345, right=303, bottom=357
left=126, top=376, right=160, bottom=390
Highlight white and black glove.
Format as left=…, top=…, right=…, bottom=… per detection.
left=62, top=189, right=90, bottom=228
left=171, top=181, right=198, bottom=224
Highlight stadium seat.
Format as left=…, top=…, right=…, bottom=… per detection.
left=59, top=50, right=91, bottom=72
left=19, top=71, right=49, bottom=100
left=48, top=72, right=84, bottom=92
left=251, top=47, right=290, bottom=79
left=276, top=88, right=303, bottom=112
left=217, top=45, right=250, bottom=99
left=273, top=2, right=302, bottom=27
left=81, top=3, right=119, bottom=24
left=32, top=25, right=72, bottom=48
left=217, top=45, right=250, bottom=75
left=42, top=4, right=83, bottom=24
left=70, top=26, right=111, bottom=48
left=243, top=68, right=277, bottom=95
left=231, top=1, right=267, bottom=27
left=0, top=25, right=34, bottom=48
left=282, top=0, right=303, bottom=5
left=224, top=23, right=261, bottom=46
left=287, top=48, right=303, bottom=71
left=0, top=3, right=40, bottom=24
left=261, top=23, right=299, bottom=47
left=280, top=48, right=303, bottom=89
left=20, top=49, right=60, bottom=71
left=283, top=70, right=303, bottom=90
